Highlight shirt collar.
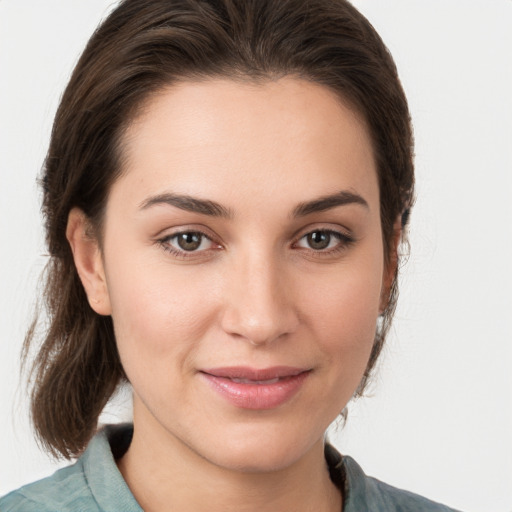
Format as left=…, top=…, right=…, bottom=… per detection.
left=82, top=424, right=142, bottom=512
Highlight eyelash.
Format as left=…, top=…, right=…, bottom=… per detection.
left=158, top=230, right=219, bottom=260
left=294, top=229, right=355, bottom=256
left=157, top=228, right=354, bottom=260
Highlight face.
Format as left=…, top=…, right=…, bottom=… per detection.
left=82, top=78, right=392, bottom=472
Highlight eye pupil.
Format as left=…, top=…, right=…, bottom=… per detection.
left=177, top=232, right=202, bottom=251
left=307, top=231, right=330, bottom=250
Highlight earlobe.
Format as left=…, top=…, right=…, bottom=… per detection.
left=66, top=208, right=112, bottom=316
left=379, top=217, right=402, bottom=314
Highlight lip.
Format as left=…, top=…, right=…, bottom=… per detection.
left=199, top=366, right=311, bottom=410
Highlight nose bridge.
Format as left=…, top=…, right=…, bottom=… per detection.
left=221, top=246, right=298, bottom=345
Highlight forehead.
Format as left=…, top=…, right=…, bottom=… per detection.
left=115, top=77, right=378, bottom=214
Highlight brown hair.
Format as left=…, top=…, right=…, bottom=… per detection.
left=24, top=0, right=414, bottom=459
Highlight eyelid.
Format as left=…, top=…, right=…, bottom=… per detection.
left=292, top=223, right=354, bottom=242
left=292, top=226, right=355, bottom=253
left=154, top=223, right=355, bottom=260
left=153, top=222, right=218, bottom=240
left=156, top=226, right=223, bottom=259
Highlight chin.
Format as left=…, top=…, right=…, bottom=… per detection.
left=189, top=424, right=322, bottom=474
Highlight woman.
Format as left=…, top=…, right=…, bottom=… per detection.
left=1, top=0, right=461, bottom=510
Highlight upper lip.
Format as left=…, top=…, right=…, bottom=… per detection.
left=200, top=366, right=309, bottom=380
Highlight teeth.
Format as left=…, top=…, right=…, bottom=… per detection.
left=231, top=377, right=281, bottom=384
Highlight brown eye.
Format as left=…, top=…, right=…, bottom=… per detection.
left=295, top=229, right=353, bottom=253
left=160, top=230, right=219, bottom=258
left=306, top=231, right=331, bottom=250
left=176, top=232, right=203, bottom=251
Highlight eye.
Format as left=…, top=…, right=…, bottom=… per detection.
left=163, top=231, right=215, bottom=253
left=296, top=229, right=352, bottom=251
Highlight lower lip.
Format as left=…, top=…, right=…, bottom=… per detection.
left=200, top=371, right=310, bottom=410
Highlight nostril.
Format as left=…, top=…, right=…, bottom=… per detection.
left=220, top=306, right=299, bottom=346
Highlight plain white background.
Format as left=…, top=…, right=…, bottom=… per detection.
left=1, top=1, right=511, bottom=511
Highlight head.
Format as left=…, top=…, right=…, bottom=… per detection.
left=27, top=0, right=414, bottom=459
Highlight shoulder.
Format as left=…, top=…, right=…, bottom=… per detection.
left=0, top=459, right=98, bottom=512
left=0, top=424, right=141, bottom=512
left=347, top=465, right=462, bottom=512
left=325, top=445, right=462, bottom=512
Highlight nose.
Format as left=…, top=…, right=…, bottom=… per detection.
left=220, top=251, right=299, bottom=346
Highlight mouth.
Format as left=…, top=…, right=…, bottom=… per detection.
left=199, top=366, right=311, bottom=410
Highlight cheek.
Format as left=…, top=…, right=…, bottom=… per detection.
left=104, top=254, right=218, bottom=376
left=300, top=254, right=384, bottom=365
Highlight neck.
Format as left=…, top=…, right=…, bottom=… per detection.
left=117, top=413, right=342, bottom=512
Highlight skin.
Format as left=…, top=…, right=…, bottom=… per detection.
left=67, top=78, right=398, bottom=512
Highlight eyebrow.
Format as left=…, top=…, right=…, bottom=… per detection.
left=139, top=190, right=368, bottom=219
left=292, top=191, right=369, bottom=217
left=139, top=193, right=233, bottom=218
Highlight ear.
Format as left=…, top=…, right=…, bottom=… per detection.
left=66, top=208, right=112, bottom=316
left=379, top=217, right=402, bottom=314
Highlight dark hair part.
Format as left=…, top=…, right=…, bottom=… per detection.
left=24, top=0, right=414, bottom=459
